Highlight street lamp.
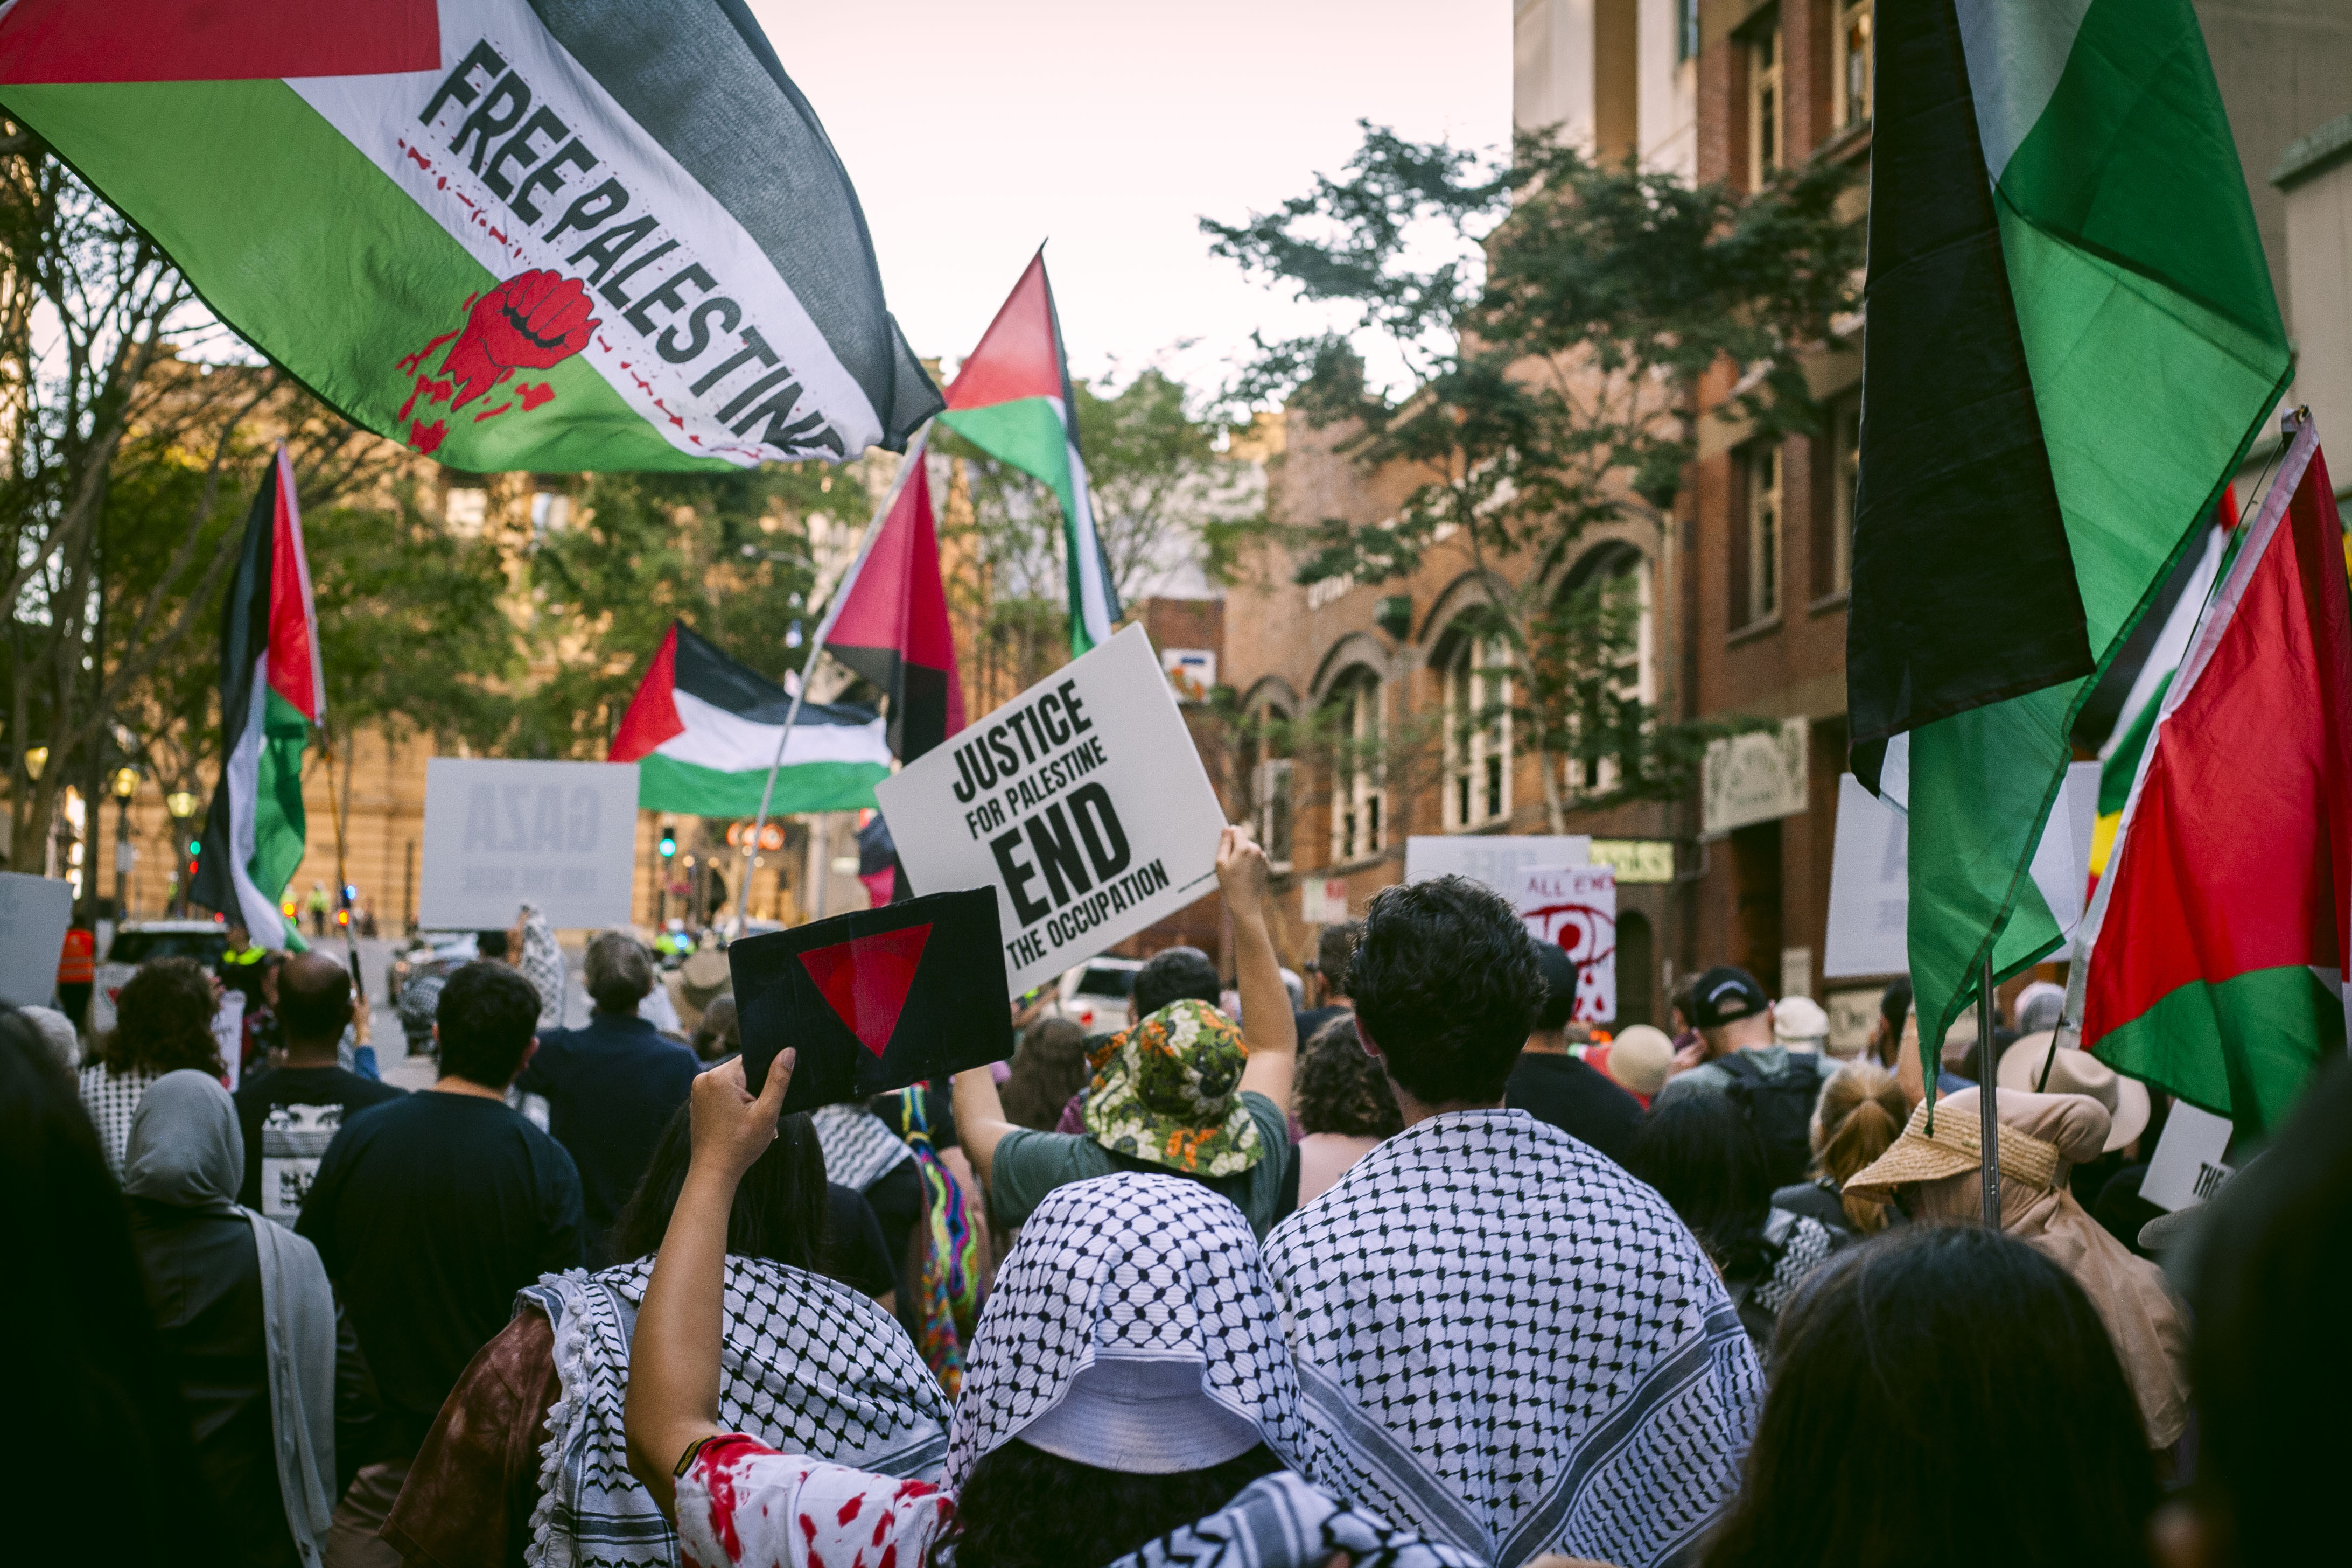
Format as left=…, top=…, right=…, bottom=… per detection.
left=21, top=745, right=46, bottom=780
left=110, top=766, right=137, bottom=919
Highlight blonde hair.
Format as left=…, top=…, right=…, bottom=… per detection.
left=1814, top=1062, right=1907, bottom=1233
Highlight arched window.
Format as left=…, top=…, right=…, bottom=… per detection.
left=1443, top=632, right=1512, bottom=829
left=1240, top=698, right=1295, bottom=872
left=1325, top=670, right=1384, bottom=864
left=1556, top=543, right=1655, bottom=799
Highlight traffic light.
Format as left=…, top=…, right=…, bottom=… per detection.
left=658, top=821, right=677, bottom=858
left=187, top=837, right=201, bottom=878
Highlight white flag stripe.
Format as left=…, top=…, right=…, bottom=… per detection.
left=657, top=688, right=890, bottom=774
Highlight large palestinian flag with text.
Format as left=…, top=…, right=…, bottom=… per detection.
left=0, top=0, right=939, bottom=472
left=1848, top=0, right=2292, bottom=1053
left=2082, top=420, right=2352, bottom=1132
left=192, top=449, right=322, bottom=949
left=611, top=623, right=891, bottom=817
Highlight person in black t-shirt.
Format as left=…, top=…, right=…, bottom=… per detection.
left=1503, top=941, right=1643, bottom=1166
left=298, top=961, right=585, bottom=1551
left=234, top=951, right=404, bottom=1224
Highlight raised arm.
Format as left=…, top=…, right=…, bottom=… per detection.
left=623, top=1049, right=792, bottom=1517
left=954, top=1056, right=1018, bottom=1194
left=1224, top=827, right=1297, bottom=1117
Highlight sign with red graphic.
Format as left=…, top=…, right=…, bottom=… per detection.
left=729, top=887, right=1008, bottom=1107
left=1515, top=864, right=1618, bottom=1024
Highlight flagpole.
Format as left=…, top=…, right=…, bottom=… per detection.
left=731, top=424, right=932, bottom=941
left=1978, top=952, right=2001, bottom=1226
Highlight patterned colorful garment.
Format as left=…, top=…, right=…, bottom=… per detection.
left=518, top=1257, right=946, bottom=1568
left=1264, top=1109, right=1764, bottom=1568
left=876, top=1089, right=980, bottom=1393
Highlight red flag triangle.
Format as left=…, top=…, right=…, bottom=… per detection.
left=798, top=923, right=933, bottom=1056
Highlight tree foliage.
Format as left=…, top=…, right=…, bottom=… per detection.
left=1205, top=124, right=1861, bottom=825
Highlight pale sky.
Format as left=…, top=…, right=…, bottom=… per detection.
left=751, top=0, right=1513, bottom=401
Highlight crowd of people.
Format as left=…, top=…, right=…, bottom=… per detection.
left=20, top=819, right=2348, bottom=1566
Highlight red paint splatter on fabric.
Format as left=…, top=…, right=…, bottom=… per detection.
left=408, top=419, right=446, bottom=454
left=891, top=1479, right=939, bottom=1502
left=877, top=1545, right=897, bottom=1568
left=519, top=382, right=555, bottom=411
left=872, top=1512, right=888, bottom=1546
left=472, top=401, right=514, bottom=422
left=698, top=1451, right=746, bottom=1563
left=396, top=329, right=460, bottom=377
left=836, top=1495, right=864, bottom=1527
left=405, top=146, right=431, bottom=172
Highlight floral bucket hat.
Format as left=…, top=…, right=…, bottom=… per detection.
left=1081, top=999, right=1265, bottom=1178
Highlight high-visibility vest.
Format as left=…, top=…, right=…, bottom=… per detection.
left=57, top=928, right=94, bottom=984
left=226, top=944, right=266, bottom=967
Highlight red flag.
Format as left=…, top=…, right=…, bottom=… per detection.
left=2082, top=417, right=2352, bottom=1130
left=829, top=452, right=964, bottom=762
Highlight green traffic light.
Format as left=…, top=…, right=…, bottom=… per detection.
left=187, top=838, right=201, bottom=856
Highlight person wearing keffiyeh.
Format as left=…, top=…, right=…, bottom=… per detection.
left=622, top=1051, right=1483, bottom=1568
left=1264, top=875, right=1766, bottom=1568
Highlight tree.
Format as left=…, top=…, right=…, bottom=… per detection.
left=513, top=463, right=833, bottom=757
left=1203, top=125, right=1862, bottom=830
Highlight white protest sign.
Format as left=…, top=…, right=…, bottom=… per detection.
left=2140, top=1101, right=2236, bottom=1212
left=1405, top=835, right=1589, bottom=898
left=1516, top=863, right=1617, bottom=1023
left=0, top=871, right=72, bottom=1007
left=418, top=759, right=639, bottom=930
left=1824, top=763, right=2100, bottom=980
left=875, top=624, right=1228, bottom=998
left=214, top=989, right=247, bottom=1093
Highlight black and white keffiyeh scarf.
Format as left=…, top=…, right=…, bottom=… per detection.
left=1263, top=1109, right=1765, bottom=1568
left=519, top=1256, right=948, bottom=1568
left=1107, top=1470, right=1485, bottom=1568
left=947, top=1172, right=1304, bottom=1489
left=811, top=1101, right=914, bottom=1192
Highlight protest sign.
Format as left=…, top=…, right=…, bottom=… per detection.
left=1404, top=835, right=1590, bottom=899
left=0, top=871, right=71, bottom=1008
left=2140, top=1101, right=2237, bottom=1212
left=875, top=624, right=1228, bottom=997
left=418, top=759, right=639, bottom=930
left=1515, top=864, right=1617, bottom=1022
left=214, top=990, right=247, bottom=1093
left=1824, top=764, right=2098, bottom=979
left=729, top=887, right=1010, bottom=1109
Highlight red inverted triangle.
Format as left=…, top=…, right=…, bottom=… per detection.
left=799, top=923, right=932, bottom=1056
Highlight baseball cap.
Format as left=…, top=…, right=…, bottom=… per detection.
left=1691, top=966, right=1770, bottom=1029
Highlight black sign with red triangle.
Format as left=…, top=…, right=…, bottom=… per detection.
left=728, top=886, right=1011, bottom=1109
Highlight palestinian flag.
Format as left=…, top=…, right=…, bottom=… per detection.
left=824, top=444, right=965, bottom=764
left=939, top=251, right=1119, bottom=653
left=2081, top=418, right=2351, bottom=1131
left=610, top=623, right=890, bottom=816
left=193, top=448, right=322, bottom=949
left=0, top=0, right=937, bottom=473
left=2087, top=497, right=2235, bottom=887
left=1849, top=0, right=2292, bottom=1053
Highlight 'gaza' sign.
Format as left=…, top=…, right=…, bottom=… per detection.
left=877, top=624, right=1228, bottom=997
left=419, top=758, right=639, bottom=929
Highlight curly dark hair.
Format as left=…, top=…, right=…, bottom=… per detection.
left=999, top=1017, right=1090, bottom=1131
left=1348, top=874, right=1542, bottom=1105
left=929, top=1439, right=1282, bottom=1568
left=1292, top=1014, right=1402, bottom=1139
left=98, top=957, right=222, bottom=1077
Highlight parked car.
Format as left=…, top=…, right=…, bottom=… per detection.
left=1046, top=956, right=1144, bottom=1034
left=91, top=920, right=230, bottom=1036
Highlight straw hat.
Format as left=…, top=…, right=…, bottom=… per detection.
left=1843, top=1098, right=2062, bottom=1201
left=1773, top=995, right=1830, bottom=1049
left=1594, top=1024, right=1675, bottom=1098
left=1996, top=1031, right=2150, bottom=1151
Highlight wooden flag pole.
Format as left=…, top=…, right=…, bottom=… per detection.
left=1979, top=952, right=2001, bottom=1225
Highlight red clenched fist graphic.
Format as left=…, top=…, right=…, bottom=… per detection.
left=440, top=269, right=598, bottom=409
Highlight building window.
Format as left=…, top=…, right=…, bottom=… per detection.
left=1748, top=25, right=1782, bottom=188
left=1327, top=673, right=1384, bottom=864
left=1831, top=400, right=1859, bottom=595
left=1243, top=703, right=1296, bottom=873
left=1747, top=443, right=1782, bottom=624
left=1444, top=635, right=1512, bottom=830
left=1837, top=1, right=1874, bottom=130
left=1677, top=0, right=1699, bottom=62
left=1557, top=545, right=1655, bottom=798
